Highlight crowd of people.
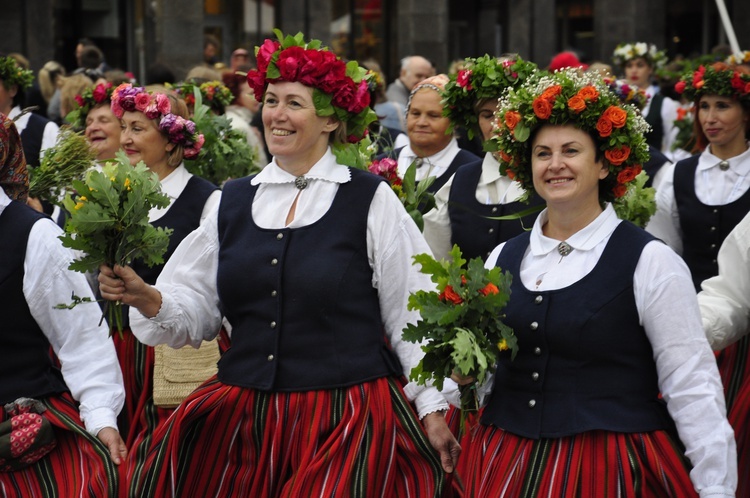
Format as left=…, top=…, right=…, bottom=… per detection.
left=0, top=29, right=749, bottom=498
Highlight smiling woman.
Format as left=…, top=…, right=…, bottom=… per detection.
left=99, top=30, right=461, bottom=498
left=446, top=68, right=738, bottom=497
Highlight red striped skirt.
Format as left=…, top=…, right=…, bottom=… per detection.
left=458, top=425, right=697, bottom=498
left=127, top=376, right=445, bottom=498
left=0, top=393, right=119, bottom=497
left=112, top=328, right=174, bottom=448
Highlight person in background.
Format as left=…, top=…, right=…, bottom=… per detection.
left=0, top=112, right=126, bottom=497
left=59, top=73, right=94, bottom=122
left=36, top=61, right=67, bottom=123
left=423, top=54, right=543, bottom=262
left=145, top=62, right=176, bottom=86
left=0, top=55, right=59, bottom=169
left=381, top=74, right=481, bottom=195
left=547, top=50, right=588, bottom=72
left=386, top=55, right=435, bottom=108
left=361, top=58, right=406, bottom=134
left=221, top=69, right=268, bottom=165
left=612, top=42, right=680, bottom=160
left=203, top=34, right=221, bottom=68
left=99, top=32, right=459, bottom=498
left=230, top=47, right=250, bottom=72
left=68, top=81, right=120, bottom=163
left=452, top=67, right=736, bottom=498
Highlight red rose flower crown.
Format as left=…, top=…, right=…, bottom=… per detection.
left=66, top=82, right=115, bottom=130
left=246, top=29, right=377, bottom=143
left=675, top=61, right=750, bottom=106
left=490, top=68, right=651, bottom=203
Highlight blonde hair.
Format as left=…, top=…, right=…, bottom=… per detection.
left=60, top=74, right=94, bottom=118
left=38, top=61, right=66, bottom=103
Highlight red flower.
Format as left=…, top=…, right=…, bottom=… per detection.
left=347, top=80, right=371, bottom=114
left=276, top=46, right=307, bottom=81
left=439, top=285, right=463, bottom=305
left=605, top=145, right=631, bottom=166
left=567, top=95, right=586, bottom=113
left=612, top=184, right=627, bottom=198
left=75, top=95, right=84, bottom=107
left=532, top=97, right=553, bottom=119
left=603, top=106, right=628, bottom=128
left=596, top=115, right=613, bottom=137
left=92, top=83, right=109, bottom=103
left=246, top=71, right=267, bottom=101
left=478, top=283, right=499, bottom=296
left=577, top=85, right=599, bottom=102
left=256, top=39, right=281, bottom=73
left=504, top=111, right=521, bottom=131
left=457, top=69, right=473, bottom=90
left=617, top=165, right=642, bottom=184
left=674, top=80, right=686, bottom=94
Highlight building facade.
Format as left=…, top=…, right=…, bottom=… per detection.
left=2, top=0, right=748, bottom=85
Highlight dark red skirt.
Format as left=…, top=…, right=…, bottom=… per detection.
left=458, top=425, right=697, bottom=498
left=716, top=335, right=750, bottom=496
left=126, top=376, right=446, bottom=497
left=0, top=393, right=119, bottom=497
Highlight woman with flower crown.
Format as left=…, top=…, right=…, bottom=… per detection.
left=612, top=42, right=681, bottom=160
left=68, top=81, right=120, bottom=163
left=422, top=54, right=544, bottom=263
left=103, top=83, right=221, bottom=491
left=98, top=31, right=459, bottom=498
left=450, top=68, right=736, bottom=497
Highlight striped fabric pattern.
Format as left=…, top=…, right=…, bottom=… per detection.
left=716, top=335, right=750, bottom=496
left=0, top=393, right=118, bottom=497
left=458, top=426, right=697, bottom=498
left=128, top=376, right=445, bottom=498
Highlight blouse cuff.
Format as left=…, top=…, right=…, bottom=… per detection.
left=410, top=386, right=450, bottom=419
left=79, top=406, right=119, bottom=438
left=698, top=486, right=735, bottom=498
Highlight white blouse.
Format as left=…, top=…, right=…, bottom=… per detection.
left=130, top=148, right=450, bottom=418
left=646, top=143, right=750, bottom=255
left=445, top=205, right=736, bottom=497
left=423, top=152, right=527, bottom=261
left=1, top=190, right=125, bottom=437
left=396, top=137, right=461, bottom=183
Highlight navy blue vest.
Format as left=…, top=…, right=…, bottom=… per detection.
left=448, top=160, right=544, bottom=261
left=0, top=201, right=68, bottom=404
left=19, top=113, right=49, bottom=168
left=482, top=222, right=673, bottom=439
left=216, top=169, right=403, bottom=391
left=674, top=155, right=750, bottom=290
left=378, top=146, right=481, bottom=194
left=644, top=93, right=664, bottom=152
left=121, top=175, right=218, bottom=328
left=643, top=145, right=670, bottom=189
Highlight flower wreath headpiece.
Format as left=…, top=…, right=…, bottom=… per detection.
left=111, top=83, right=205, bottom=159
left=247, top=29, right=377, bottom=142
left=490, top=68, right=651, bottom=202
left=442, top=54, right=538, bottom=140
left=170, top=80, right=234, bottom=111
left=612, top=42, right=667, bottom=69
left=602, top=77, right=649, bottom=111
left=726, top=51, right=750, bottom=66
left=0, top=57, right=34, bottom=91
left=675, top=62, right=750, bottom=105
left=66, top=82, right=115, bottom=130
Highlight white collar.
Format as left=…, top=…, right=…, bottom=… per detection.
left=251, top=148, right=351, bottom=186
left=698, top=142, right=750, bottom=174
left=529, top=204, right=620, bottom=256
left=479, top=152, right=503, bottom=185
left=401, top=137, right=460, bottom=168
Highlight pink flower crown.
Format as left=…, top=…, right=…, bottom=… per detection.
left=111, top=83, right=205, bottom=159
left=246, top=30, right=377, bottom=142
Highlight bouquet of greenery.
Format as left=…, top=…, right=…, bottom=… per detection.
left=57, top=151, right=173, bottom=334
left=28, top=126, right=97, bottom=203
left=185, top=89, right=261, bottom=185
left=612, top=170, right=656, bottom=228
left=368, top=157, right=435, bottom=231
left=403, top=244, right=517, bottom=430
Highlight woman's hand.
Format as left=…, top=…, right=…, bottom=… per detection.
left=422, top=411, right=461, bottom=474
left=450, top=370, right=476, bottom=386
left=96, top=427, right=127, bottom=465
left=98, top=264, right=162, bottom=318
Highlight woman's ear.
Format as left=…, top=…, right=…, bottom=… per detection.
left=323, top=116, right=340, bottom=134
left=598, top=160, right=610, bottom=180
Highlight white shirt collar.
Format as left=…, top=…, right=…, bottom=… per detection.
left=158, top=163, right=192, bottom=200
left=698, top=141, right=750, bottom=174
left=529, top=203, right=620, bottom=256
left=400, top=137, right=460, bottom=169
left=479, top=152, right=503, bottom=185
left=251, top=148, right=351, bottom=186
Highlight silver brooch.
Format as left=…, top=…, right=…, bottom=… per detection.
left=294, top=176, right=308, bottom=190
left=719, top=160, right=730, bottom=171
left=557, top=241, right=573, bottom=257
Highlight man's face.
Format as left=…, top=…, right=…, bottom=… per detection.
left=401, top=57, right=434, bottom=91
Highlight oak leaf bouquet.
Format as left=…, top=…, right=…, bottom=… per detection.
left=57, top=151, right=173, bottom=334
left=403, top=245, right=517, bottom=430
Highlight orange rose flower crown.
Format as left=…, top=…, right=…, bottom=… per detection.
left=488, top=68, right=651, bottom=203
